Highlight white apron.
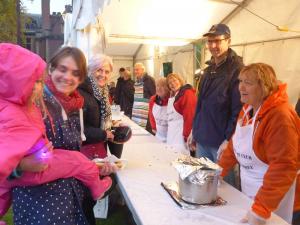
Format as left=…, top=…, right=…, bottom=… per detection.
left=166, top=96, right=189, bottom=155
left=152, top=103, right=168, bottom=142
left=232, top=107, right=296, bottom=223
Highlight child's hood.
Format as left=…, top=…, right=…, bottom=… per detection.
left=0, top=43, right=46, bottom=105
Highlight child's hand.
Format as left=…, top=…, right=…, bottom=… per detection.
left=106, top=130, right=114, bottom=140
left=18, top=141, right=53, bottom=172
left=18, top=153, right=49, bottom=172
left=98, top=162, right=118, bottom=176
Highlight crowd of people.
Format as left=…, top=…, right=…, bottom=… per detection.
left=0, top=23, right=299, bottom=225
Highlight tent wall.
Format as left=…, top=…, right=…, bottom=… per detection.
left=135, top=44, right=194, bottom=85
left=222, top=0, right=300, bottom=105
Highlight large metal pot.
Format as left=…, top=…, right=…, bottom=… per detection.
left=178, top=172, right=218, bottom=204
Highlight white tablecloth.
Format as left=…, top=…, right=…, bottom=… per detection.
left=116, top=116, right=289, bottom=225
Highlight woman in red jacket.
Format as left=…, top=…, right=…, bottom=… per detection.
left=149, top=77, right=170, bottom=142
left=218, top=63, right=300, bottom=225
left=166, top=73, right=197, bottom=155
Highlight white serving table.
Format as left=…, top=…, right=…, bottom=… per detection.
left=116, top=116, right=289, bottom=225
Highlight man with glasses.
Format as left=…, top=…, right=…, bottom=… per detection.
left=189, top=24, right=243, bottom=186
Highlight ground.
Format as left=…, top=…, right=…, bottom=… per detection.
left=2, top=205, right=135, bottom=225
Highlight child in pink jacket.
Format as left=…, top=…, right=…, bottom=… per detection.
left=0, top=43, right=112, bottom=217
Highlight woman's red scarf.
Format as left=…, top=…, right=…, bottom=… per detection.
left=45, top=76, right=84, bottom=113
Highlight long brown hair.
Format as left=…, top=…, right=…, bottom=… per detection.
left=48, top=46, right=87, bottom=82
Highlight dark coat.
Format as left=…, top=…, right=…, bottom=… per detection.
left=134, top=73, right=156, bottom=133
left=141, top=73, right=156, bottom=99
left=115, top=78, right=134, bottom=117
left=193, top=48, right=244, bottom=148
left=78, top=78, right=124, bottom=158
left=115, top=77, right=124, bottom=105
left=78, top=78, right=107, bottom=144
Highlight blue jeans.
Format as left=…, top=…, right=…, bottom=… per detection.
left=195, top=143, right=218, bottom=161
left=293, top=210, right=300, bottom=225
left=196, top=143, right=240, bottom=190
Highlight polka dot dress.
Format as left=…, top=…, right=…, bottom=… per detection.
left=12, top=179, right=88, bottom=225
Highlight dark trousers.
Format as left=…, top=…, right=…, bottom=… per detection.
left=82, top=191, right=96, bottom=225
left=293, top=210, right=300, bottom=225
left=108, top=141, right=124, bottom=158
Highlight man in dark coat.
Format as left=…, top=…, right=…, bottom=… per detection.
left=115, top=67, right=125, bottom=106
left=131, top=63, right=156, bottom=133
left=115, top=70, right=134, bottom=118
left=190, top=24, right=243, bottom=187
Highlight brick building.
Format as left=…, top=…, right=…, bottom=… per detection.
left=24, top=1, right=71, bottom=61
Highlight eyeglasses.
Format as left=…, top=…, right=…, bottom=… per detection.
left=206, top=38, right=228, bottom=45
left=96, top=68, right=111, bottom=75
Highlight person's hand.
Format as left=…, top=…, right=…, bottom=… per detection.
left=99, top=162, right=118, bottom=176
left=187, top=131, right=196, bottom=152
left=152, top=129, right=157, bottom=134
left=217, top=140, right=228, bottom=160
left=106, top=130, right=114, bottom=140
left=18, top=142, right=53, bottom=172
left=240, top=210, right=266, bottom=225
left=218, top=176, right=225, bottom=187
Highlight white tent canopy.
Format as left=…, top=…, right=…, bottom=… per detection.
left=64, top=0, right=243, bottom=55
left=64, top=0, right=300, bottom=104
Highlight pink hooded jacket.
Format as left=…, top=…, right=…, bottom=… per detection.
left=0, top=43, right=46, bottom=183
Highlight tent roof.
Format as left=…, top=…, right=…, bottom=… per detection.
left=97, top=0, right=244, bottom=56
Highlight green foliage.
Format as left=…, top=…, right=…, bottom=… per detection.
left=1, top=207, right=13, bottom=225
left=0, top=0, right=26, bottom=44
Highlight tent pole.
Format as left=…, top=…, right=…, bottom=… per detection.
left=231, top=35, right=300, bottom=47
left=133, top=44, right=144, bottom=65
left=221, top=0, right=253, bottom=24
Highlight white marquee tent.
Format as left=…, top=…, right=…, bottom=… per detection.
left=64, top=0, right=300, bottom=104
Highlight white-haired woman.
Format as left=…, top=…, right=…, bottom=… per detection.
left=149, top=77, right=170, bottom=142
left=79, top=54, right=123, bottom=159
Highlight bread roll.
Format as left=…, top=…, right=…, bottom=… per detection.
left=95, top=161, right=123, bottom=169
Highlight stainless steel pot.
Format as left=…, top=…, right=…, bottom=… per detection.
left=178, top=172, right=218, bottom=204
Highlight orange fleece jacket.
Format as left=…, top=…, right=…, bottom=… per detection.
left=218, top=84, right=300, bottom=219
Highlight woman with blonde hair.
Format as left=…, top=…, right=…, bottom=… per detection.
left=149, top=77, right=170, bottom=142
left=218, top=63, right=300, bottom=225
left=166, top=73, right=197, bottom=154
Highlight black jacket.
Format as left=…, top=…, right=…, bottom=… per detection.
left=78, top=78, right=107, bottom=144
left=115, top=77, right=124, bottom=104
left=193, top=48, right=244, bottom=148
left=115, top=77, right=135, bottom=117
left=140, top=73, right=156, bottom=99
